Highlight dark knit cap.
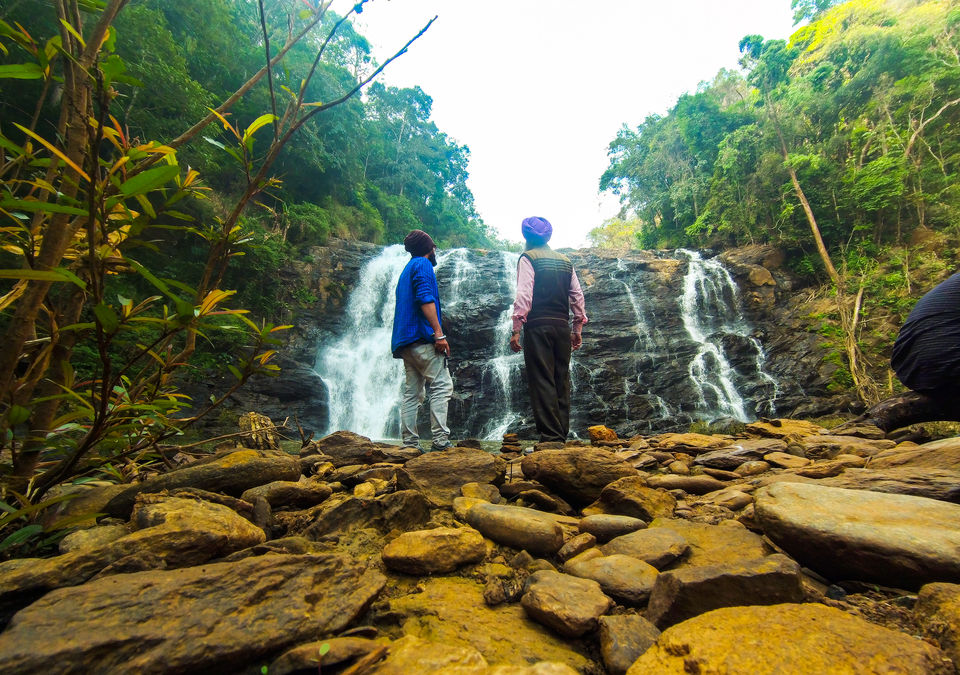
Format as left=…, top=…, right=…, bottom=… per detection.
left=404, top=229, right=435, bottom=257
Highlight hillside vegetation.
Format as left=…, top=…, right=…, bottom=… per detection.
left=597, top=0, right=960, bottom=399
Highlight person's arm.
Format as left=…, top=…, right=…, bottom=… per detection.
left=510, top=256, right=534, bottom=353
left=421, top=301, right=449, bottom=355
left=569, top=270, right=587, bottom=351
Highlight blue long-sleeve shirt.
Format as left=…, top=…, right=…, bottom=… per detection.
left=392, top=256, right=442, bottom=357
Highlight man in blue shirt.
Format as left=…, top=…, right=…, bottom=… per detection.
left=391, top=229, right=453, bottom=452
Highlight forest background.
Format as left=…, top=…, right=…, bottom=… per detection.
left=0, top=0, right=957, bottom=548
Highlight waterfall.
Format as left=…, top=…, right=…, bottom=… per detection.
left=677, top=249, right=777, bottom=421
left=310, top=244, right=782, bottom=440
left=313, top=245, right=409, bottom=439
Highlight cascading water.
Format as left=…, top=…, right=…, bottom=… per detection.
left=313, top=245, right=409, bottom=439
left=311, top=244, right=782, bottom=440
left=677, top=249, right=777, bottom=421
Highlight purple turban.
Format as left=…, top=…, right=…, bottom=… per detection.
left=521, top=217, right=552, bottom=244
left=404, top=229, right=436, bottom=257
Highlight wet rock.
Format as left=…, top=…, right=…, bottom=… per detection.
left=794, top=454, right=866, bottom=478
left=381, top=527, right=486, bottom=574
left=240, top=480, right=332, bottom=510
left=694, top=439, right=787, bottom=470
left=462, top=482, right=502, bottom=503
left=743, top=418, right=827, bottom=440
left=520, top=447, right=638, bottom=506
left=58, top=524, right=128, bottom=554
left=756, top=482, right=960, bottom=588
left=704, top=489, right=754, bottom=511
left=0, top=554, right=385, bottom=674
left=800, top=434, right=896, bottom=460
left=290, top=490, right=432, bottom=539
left=598, top=614, right=660, bottom=675
left=557, top=532, right=597, bottom=561
left=383, top=577, right=592, bottom=671
left=763, top=451, right=811, bottom=469
left=916, top=582, right=960, bottom=666
left=515, top=489, right=575, bottom=515
left=0, top=495, right=265, bottom=622
left=735, top=460, right=771, bottom=476
left=100, top=449, right=301, bottom=518
left=582, top=476, right=676, bottom=521
left=666, top=460, right=690, bottom=475
left=700, top=467, right=741, bottom=480
left=464, top=502, right=565, bottom=555
left=650, top=433, right=730, bottom=453
left=645, top=474, right=726, bottom=495
left=647, top=518, right=767, bottom=568
left=521, top=570, right=613, bottom=637
left=579, top=514, right=647, bottom=543
left=819, top=467, right=960, bottom=503
left=397, top=447, right=506, bottom=506
left=601, top=527, right=689, bottom=570
left=563, top=554, right=659, bottom=605
left=308, top=430, right=419, bottom=466
left=869, top=437, right=960, bottom=471
left=629, top=603, right=952, bottom=674
left=830, top=421, right=888, bottom=440
left=588, top=425, right=618, bottom=442
left=454, top=496, right=490, bottom=520
left=269, top=637, right=381, bottom=675
left=645, top=554, right=804, bottom=628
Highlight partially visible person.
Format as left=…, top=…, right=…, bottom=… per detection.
left=891, top=271, right=960, bottom=399
left=509, top=216, right=588, bottom=443
left=391, top=229, right=453, bottom=452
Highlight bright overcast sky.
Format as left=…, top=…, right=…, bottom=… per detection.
left=348, top=1, right=797, bottom=248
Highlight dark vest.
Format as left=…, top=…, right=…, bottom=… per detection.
left=521, top=246, right=573, bottom=329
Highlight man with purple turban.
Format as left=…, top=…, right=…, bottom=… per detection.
left=391, top=229, right=453, bottom=452
left=509, top=217, right=588, bottom=443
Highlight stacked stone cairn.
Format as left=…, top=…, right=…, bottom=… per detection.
left=1, top=420, right=960, bottom=673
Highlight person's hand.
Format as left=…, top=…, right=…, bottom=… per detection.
left=509, top=333, right=522, bottom=353
left=571, top=331, right=582, bottom=351
left=435, top=337, right=450, bottom=356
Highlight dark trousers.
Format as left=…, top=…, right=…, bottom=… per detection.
left=523, top=324, right=572, bottom=443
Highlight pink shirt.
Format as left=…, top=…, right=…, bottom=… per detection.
left=512, top=256, right=588, bottom=333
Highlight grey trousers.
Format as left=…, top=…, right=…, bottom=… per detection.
left=399, top=342, right=453, bottom=448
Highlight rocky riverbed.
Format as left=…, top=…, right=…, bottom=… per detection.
left=2, top=418, right=960, bottom=673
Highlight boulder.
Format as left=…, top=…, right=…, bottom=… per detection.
left=383, top=577, right=592, bottom=671
left=743, top=419, right=826, bottom=440
left=645, top=474, right=727, bottom=495
left=0, top=554, right=385, bottom=674
left=588, top=425, right=619, bottom=442
left=397, top=447, right=506, bottom=506
left=800, top=434, right=896, bottom=460
left=521, top=570, right=613, bottom=637
left=755, top=481, right=960, bottom=588
left=288, top=490, right=432, bottom=539
left=240, top=480, right=332, bottom=510
left=563, top=554, right=659, bottom=605
left=628, top=603, right=952, bottom=674
left=694, top=439, right=786, bottom=470
left=381, top=527, right=486, bottom=574
left=582, top=476, right=676, bottom=520
left=647, top=518, right=767, bottom=568
left=557, top=532, right=597, bottom=562
left=100, top=449, right=301, bottom=517
left=0, top=495, right=265, bottom=623
left=598, top=615, right=660, bottom=675
left=650, top=433, right=731, bottom=453
left=464, top=503, right=565, bottom=555
left=308, top=430, right=419, bottom=466
left=579, top=514, right=647, bottom=543
left=600, top=527, right=689, bottom=570
left=645, top=554, right=804, bottom=628
left=462, top=482, right=502, bottom=503
left=820, top=467, right=960, bottom=503
left=763, top=451, right=811, bottom=468
left=869, top=437, right=960, bottom=470
left=916, top=582, right=960, bottom=666
left=269, top=637, right=381, bottom=675
left=520, top=448, right=638, bottom=506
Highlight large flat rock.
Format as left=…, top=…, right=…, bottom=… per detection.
left=397, top=447, right=506, bottom=506
left=0, top=554, right=385, bottom=674
left=755, top=481, right=960, bottom=588
left=628, top=603, right=952, bottom=674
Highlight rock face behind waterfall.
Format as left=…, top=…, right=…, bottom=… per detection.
left=194, top=241, right=851, bottom=438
